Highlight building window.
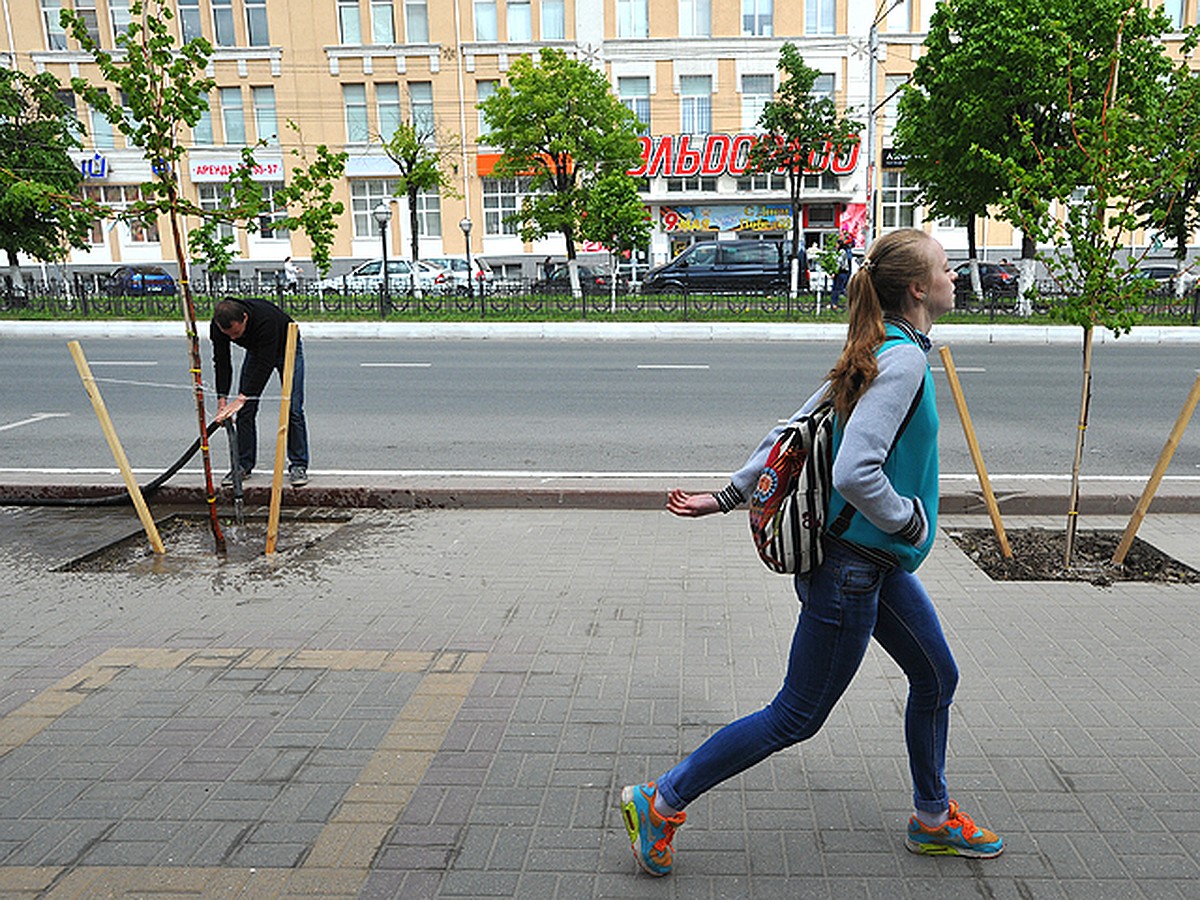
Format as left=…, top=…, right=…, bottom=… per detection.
left=474, top=0, right=496, bottom=40
left=742, top=0, right=771, bottom=36
left=416, top=187, right=441, bottom=236
left=245, top=0, right=269, bottom=45
left=404, top=0, right=427, bottom=41
left=197, top=183, right=236, bottom=240
left=680, top=75, right=711, bottom=135
left=617, top=0, right=648, bottom=38
left=541, top=0, right=563, bottom=38
left=351, top=178, right=398, bottom=237
left=344, top=84, right=368, bottom=142
left=258, top=183, right=289, bottom=238
left=338, top=0, right=361, bottom=42
left=476, top=79, right=497, bottom=138
left=42, top=0, right=67, bottom=49
left=109, top=0, right=131, bottom=41
left=805, top=0, right=834, bottom=35
left=881, top=170, right=917, bottom=229
left=812, top=72, right=834, bottom=101
left=483, top=176, right=528, bottom=235
left=193, top=101, right=214, bottom=145
left=679, top=0, right=710, bottom=37
left=886, top=0, right=910, bottom=31
left=74, top=0, right=101, bottom=44
left=883, top=74, right=905, bottom=135
left=1164, top=0, right=1184, bottom=28
left=252, top=86, right=277, bottom=144
left=95, top=185, right=159, bottom=242
left=212, top=0, right=236, bottom=46
left=508, top=0, right=530, bottom=41
left=667, top=176, right=717, bottom=192
left=409, top=81, right=434, bottom=137
left=377, top=82, right=401, bottom=139
left=737, top=172, right=786, bottom=191
left=57, top=89, right=86, bottom=141
left=371, top=0, right=394, bottom=42
left=178, top=0, right=203, bottom=42
left=802, top=172, right=838, bottom=190
left=90, top=97, right=114, bottom=149
left=220, top=87, right=245, bottom=144
left=618, top=76, right=651, bottom=135
left=741, top=73, right=773, bottom=130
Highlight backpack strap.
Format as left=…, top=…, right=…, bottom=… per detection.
left=827, top=375, right=926, bottom=538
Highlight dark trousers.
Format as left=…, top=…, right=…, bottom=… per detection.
left=235, top=341, right=308, bottom=472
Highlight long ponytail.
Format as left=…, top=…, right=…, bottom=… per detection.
left=825, top=228, right=935, bottom=420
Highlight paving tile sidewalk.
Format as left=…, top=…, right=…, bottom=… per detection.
left=0, top=506, right=1198, bottom=898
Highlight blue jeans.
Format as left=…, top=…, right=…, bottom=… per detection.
left=235, top=340, right=309, bottom=472
left=656, top=540, right=958, bottom=816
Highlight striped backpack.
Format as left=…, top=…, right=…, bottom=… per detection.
left=747, top=401, right=839, bottom=575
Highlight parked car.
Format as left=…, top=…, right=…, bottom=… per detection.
left=1131, top=264, right=1196, bottom=297
left=952, top=261, right=1018, bottom=301
left=531, top=263, right=628, bottom=295
left=314, top=258, right=445, bottom=295
left=104, top=265, right=177, bottom=296
left=422, top=255, right=494, bottom=292
left=641, top=239, right=789, bottom=294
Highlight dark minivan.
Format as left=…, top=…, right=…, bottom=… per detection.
left=641, top=239, right=792, bottom=294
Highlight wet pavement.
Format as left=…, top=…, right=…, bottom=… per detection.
left=1, top=500, right=1198, bottom=898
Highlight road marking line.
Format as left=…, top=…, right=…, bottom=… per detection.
left=88, top=361, right=159, bottom=366
left=359, top=362, right=433, bottom=368
left=637, top=364, right=710, bottom=370
left=932, top=366, right=985, bottom=373
left=0, top=413, right=70, bottom=433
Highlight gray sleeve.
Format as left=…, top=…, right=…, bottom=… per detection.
left=830, top=344, right=927, bottom=537
left=724, top=381, right=831, bottom=503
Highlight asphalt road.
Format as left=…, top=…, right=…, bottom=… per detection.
left=2, top=335, right=1198, bottom=480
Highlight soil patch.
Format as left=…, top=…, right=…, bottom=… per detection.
left=947, top=528, right=1200, bottom=586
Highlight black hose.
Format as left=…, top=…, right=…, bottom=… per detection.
left=3, top=420, right=224, bottom=507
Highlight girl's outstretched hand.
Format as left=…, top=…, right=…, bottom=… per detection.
left=667, top=488, right=720, bottom=518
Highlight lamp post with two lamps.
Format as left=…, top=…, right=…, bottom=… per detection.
left=373, top=202, right=391, bottom=316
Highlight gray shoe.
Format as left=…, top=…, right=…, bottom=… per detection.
left=288, top=466, right=309, bottom=487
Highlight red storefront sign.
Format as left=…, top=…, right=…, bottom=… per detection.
left=627, top=133, right=860, bottom=179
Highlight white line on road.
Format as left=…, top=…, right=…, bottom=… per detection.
left=88, top=361, right=159, bottom=366
left=359, top=362, right=433, bottom=368
left=932, top=366, right=986, bottom=373
left=0, top=413, right=70, bottom=433
left=637, top=364, right=710, bottom=370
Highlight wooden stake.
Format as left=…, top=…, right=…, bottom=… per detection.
left=68, top=340, right=165, bottom=555
left=939, top=346, right=1012, bottom=559
left=1112, top=371, right=1200, bottom=565
left=265, top=322, right=299, bottom=555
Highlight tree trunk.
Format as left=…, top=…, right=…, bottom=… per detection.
left=407, top=187, right=423, bottom=300
left=1064, top=324, right=1094, bottom=567
left=1017, top=232, right=1037, bottom=316
left=166, top=183, right=224, bottom=553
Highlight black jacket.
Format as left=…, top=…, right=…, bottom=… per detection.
left=210, top=298, right=296, bottom=399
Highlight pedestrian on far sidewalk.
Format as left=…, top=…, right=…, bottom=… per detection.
left=210, top=297, right=310, bottom=488
left=619, top=228, right=1002, bottom=877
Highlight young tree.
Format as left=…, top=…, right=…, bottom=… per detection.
left=0, top=68, right=93, bottom=296
left=62, top=0, right=345, bottom=549
left=895, top=0, right=1172, bottom=312
left=985, top=4, right=1190, bottom=565
left=479, top=47, right=644, bottom=298
left=579, top=171, right=651, bottom=309
left=380, top=117, right=460, bottom=294
left=747, top=43, right=859, bottom=299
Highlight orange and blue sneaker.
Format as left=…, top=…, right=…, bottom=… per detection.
left=620, top=782, right=686, bottom=876
left=905, top=799, right=1004, bottom=858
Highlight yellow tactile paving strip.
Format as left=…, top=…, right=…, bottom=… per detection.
left=0, top=647, right=486, bottom=899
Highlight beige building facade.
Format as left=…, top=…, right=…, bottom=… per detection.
left=2, top=0, right=1197, bottom=282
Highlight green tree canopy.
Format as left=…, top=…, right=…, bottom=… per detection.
left=381, top=117, right=460, bottom=266
left=479, top=47, right=644, bottom=295
left=747, top=42, right=859, bottom=294
left=0, top=68, right=92, bottom=281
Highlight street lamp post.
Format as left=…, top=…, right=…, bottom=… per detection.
left=373, top=202, right=391, bottom=316
left=459, top=216, right=477, bottom=317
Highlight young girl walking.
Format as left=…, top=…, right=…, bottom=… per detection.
left=620, top=228, right=1003, bottom=876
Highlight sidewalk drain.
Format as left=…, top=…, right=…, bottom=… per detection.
left=54, top=509, right=353, bottom=574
